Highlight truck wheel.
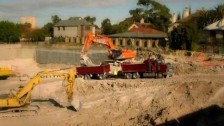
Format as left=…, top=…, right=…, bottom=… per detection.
left=84, top=75, right=91, bottom=80
left=98, top=74, right=106, bottom=80
left=125, top=73, right=132, bottom=79
left=77, top=75, right=84, bottom=79
left=132, top=73, right=140, bottom=79
left=157, top=73, right=163, bottom=78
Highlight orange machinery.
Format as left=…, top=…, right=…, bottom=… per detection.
left=80, top=33, right=136, bottom=66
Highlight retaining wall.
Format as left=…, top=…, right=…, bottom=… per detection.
left=35, top=49, right=108, bottom=65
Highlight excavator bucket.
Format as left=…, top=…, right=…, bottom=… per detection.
left=80, top=56, right=96, bottom=67
left=70, top=99, right=82, bottom=111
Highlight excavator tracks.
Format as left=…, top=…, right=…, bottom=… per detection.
left=0, top=105, right=40, bottom=117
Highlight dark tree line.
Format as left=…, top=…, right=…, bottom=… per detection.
left=0, top=21, right=20, bottom=42
left=170, top=4, right=223, bottom=51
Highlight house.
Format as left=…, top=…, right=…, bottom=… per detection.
left=54, top=17, right=95, bottom=43
left=109, top=19, right=167, bottom=48
left=201, top=18, right=224, bottom=54
left=168, top=9, right=203, bottom=32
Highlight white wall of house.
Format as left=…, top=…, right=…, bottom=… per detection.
left=54, top=26, right=78, bottom=37
left=54, top=26, right=95, bottom=38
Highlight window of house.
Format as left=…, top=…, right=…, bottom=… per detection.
left=113, top=40, right=116, bottom=45
left=144, top=41, right=148, bottom=47
left=136, top=41, right=139, bottom=47
left=85, top=26, right=91, bottom=30
left=120, top=39, right=123, bottom=46
left=58, top=27, right=60, bottom=31
left=127, top=39, right=131, bottom=46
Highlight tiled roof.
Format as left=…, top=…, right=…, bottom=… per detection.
left=55, top=19, right=92, bottom=27
left=109, top=31, right=167, bottom=38
left=133, top=22, right=152, bottom=28
left=109, top=24, right=167, bottom=38
left=128, top=27, right=165, bottom=34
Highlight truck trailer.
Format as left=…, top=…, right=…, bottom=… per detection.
left=121, top=59, right=172, bottom=79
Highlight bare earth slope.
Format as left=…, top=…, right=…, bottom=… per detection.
left=0, top=45, right=223, bottom=126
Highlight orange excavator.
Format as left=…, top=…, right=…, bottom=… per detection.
left=80, top=33, right=136, bottom=66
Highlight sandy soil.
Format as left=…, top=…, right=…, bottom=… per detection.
left=0, top=45, right=224, bottom=126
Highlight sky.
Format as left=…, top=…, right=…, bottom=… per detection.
left=0, top=0, right=223, bottom=27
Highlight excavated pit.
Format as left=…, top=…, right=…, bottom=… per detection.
left=0, top=45, right=224, bottom=126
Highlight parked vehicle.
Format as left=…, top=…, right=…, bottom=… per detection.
left=76, top=64, right=111, bottom=80
left=80, top=33, right=136, bottom=66
left=121, top=59, right=172, bottom=79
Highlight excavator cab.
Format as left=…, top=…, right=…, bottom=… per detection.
left=111, top=50, right=122, bottom=60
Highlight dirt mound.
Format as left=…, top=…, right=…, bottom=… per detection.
left=134, top=80, right=224, bottom=126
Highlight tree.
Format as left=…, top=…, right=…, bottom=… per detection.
left=0, top=21, right=20, bottom=43
left=129, top=8, right=144, bottom=22
left=177, top=13, right=181, bottom=20
left=84, top=16, right=96, bottom=25
left=130, top=0, right=172, bottom=32
left=42, top=23, right=54, bottom=37
left=30, top=29, right=44, bottom=41
left=101, top=18, right=112, bottom=35
left=197, top=4, right=224, bottom=29
left=214, top=4, right=224, bottom=19
left=51, top=15, right=61, bottom=24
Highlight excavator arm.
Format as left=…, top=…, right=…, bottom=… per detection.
left=81, top=33, right=115, bottom=60
left=80, top=33, right=136, bottom=66
left=0, top=67, right=75, bottom=108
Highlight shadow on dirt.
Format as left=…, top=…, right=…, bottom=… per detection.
left=157, top=105, right=224, bottom=126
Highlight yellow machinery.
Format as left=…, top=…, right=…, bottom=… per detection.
left=0, top=67, right=77, bottom=116
left=0, top=67, right=13, bottom=79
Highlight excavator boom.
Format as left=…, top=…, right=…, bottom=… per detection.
left=80, top=33, right=136, bottom=66
left=0, top=67, right=75, bottom=108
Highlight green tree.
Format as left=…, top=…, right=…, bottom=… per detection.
left=101, top=18, right=112, bottom=35
left=214, top=4, right=224, bottom=19
left=129, top=8, right=144, bottom=22
left=42, top=23, right=54, bottom=37
left=30, top=29, right=44, bottom=42
left=197, top=4, right=224, bottom=29
left=135, top=0, right=172, bottom=31
left=177, top=13, right=181, bottom=20
left=0, top=21, right=20, bottom=43
left=84, top=16, right=96, bottom=25
left=51, top=15, right=61, bottom=24
left=170, top=19, right=200, bottom=51
left=111, top=18, right=133, bottom=34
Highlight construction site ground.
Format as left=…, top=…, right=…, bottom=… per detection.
left=0, top=44, right=224, bottom=126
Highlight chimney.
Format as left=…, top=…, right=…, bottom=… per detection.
left=140, top=18, right=144, bottom=24
left=171, top=13, right=177, bottom=23
left=183, top=7, right=190, bottom=19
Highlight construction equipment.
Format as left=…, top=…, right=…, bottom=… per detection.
left=121, top=59, right=173, bottom=79
left=0, top=67, right=79, bottom=117
left=0, top=67, right=13, bottom=80
left=80, top=33, right=136, bottom=66
left=76, top=64, right=111, bottom=80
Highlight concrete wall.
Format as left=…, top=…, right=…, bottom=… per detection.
left=35, top=49, right=108, bottom=65
left=0, top=44, right=35, bottom=60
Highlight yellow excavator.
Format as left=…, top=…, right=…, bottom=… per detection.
left=0, top=67, right=80, bottom=117
left=0, top=67, right=13, bottom=80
